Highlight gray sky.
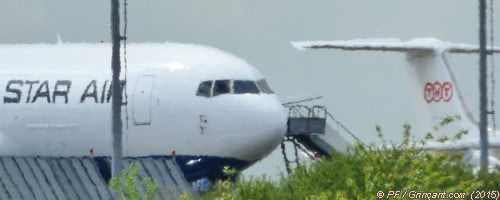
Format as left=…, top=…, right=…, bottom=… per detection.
left=1, top=0, right=499, bottom=144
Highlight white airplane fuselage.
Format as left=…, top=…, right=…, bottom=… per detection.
left=0, top=43, right=287, bottom=181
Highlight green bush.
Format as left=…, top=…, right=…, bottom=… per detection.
left=195, top=116, right=500, bottom=200
left=109, top=162, right=159, bottom=200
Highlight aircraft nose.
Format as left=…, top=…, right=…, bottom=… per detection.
left=240, top=97, right=287, bottom=161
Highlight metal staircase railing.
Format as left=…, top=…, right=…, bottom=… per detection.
left=281, top=104, right=359, bottom=174
left=286, top=105, right=327, bottom=136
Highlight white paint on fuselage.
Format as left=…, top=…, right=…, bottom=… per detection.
left=0, top=43, right=287, bottom=163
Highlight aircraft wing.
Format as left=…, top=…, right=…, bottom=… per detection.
left=422, top=139, right=500, bottom=172
left=417, top=139, right=500, bottom=151
left=381, top=136, right=500, bottom=170
left=391, top=132, right=500, bottom=151
left=292, top=38, right=500, bottom=53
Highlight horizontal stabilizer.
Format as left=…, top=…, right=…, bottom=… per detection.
left=292, top=38, right=500, bottom=53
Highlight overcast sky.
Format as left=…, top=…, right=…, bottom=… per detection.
left=1, top=0, right=499, bottom=144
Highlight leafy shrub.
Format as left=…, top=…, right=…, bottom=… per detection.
left=109, top=162, right=159, bottom=200
left=195, top=116, right=500, bottom=199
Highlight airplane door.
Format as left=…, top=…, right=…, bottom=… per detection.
left=133, top=75, right=156, bottom=125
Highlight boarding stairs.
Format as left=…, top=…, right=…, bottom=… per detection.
left=282, top=105, right=357, bottom=173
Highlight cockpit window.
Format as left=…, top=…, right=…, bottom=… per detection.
left=197, top=79, right=273, bottom=98
left=213, top=80, right=231, bottom=96
left=196, top=80, right=213, bottom=97
left=233, top=80, right=259, bottom=94
left=257, top=79, right=274, bottom=94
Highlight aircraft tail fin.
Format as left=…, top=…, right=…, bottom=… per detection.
left=292, top=38, right=500, bottom=141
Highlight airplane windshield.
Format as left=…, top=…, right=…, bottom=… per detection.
left=196, top=80, right=212, bottom=97
left=257, top=79, right=273, bottom=94
left=234, top=80, right=259, bottom=94
left=213, top=80, right=231, bottom=96
left=196, top=79, right=274, bottom=98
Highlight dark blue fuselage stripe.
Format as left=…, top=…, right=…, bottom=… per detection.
left=93, top=155, right=252, bottom=182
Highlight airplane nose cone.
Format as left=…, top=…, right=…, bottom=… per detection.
left=237, top=96, right=287, bottom=162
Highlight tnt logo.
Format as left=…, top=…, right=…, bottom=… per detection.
left=424, top=81, right=453, bottom=103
